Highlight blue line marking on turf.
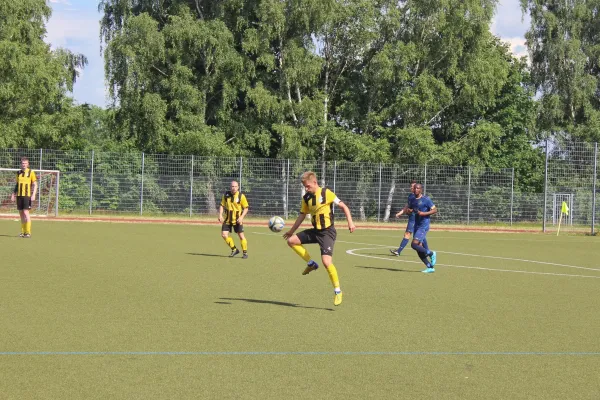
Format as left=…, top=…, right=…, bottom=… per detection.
left=1, top=351, right=600, bottom=356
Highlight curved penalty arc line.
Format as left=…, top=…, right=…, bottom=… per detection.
left=346, top=247, right=600, bottom=279
left=252, top=232, right=600, bottom=275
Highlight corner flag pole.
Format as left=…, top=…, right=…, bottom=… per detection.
left=557, top=201, right=569, bottom=236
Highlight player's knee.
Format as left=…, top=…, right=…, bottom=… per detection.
left=286, top=236, right=298, bottom=247
left=411, top=241, right=420, bottom=250
left=221, top=233, right=229, bottom=239
left=404, top=232, right=411, bottom=239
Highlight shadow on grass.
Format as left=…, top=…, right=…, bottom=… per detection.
left=355, top=265, right=420, bottom=273
left=0, top=235, right=19, bottom=239
left=187, top=252, right=231, bottom=258
left=218, top=297, right=334, bottom=312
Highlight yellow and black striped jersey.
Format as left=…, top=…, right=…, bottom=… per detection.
left=301, top=187, right=338, bottom=230
left=15, top=169, right=37, bottom=197
left=221, top=191, right=249, bottom=224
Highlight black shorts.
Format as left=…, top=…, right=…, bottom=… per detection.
left=16, top=196, right=32, bottom=211
left=222, top=222, right=244, bottom=233
left=297, top=227, right=337, bottom=256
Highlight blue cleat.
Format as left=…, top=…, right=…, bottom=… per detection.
left=430, top=251, right=437, bottom=266
left=422, top=267, right=435, bottom=274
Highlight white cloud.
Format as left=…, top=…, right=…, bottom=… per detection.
left=501, top=37, right=529, bottom=59
left=491, top=0, right=530, bottom=38
left=45, top=12, right=100, bottom=50
left=45, top=8, right=107, bottom=106
left=48, top=0, right=71, bottom=5
left=491, top=0, right=530, bottom=59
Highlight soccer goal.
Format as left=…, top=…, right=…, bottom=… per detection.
left=0, top=168, right=60, bottom=217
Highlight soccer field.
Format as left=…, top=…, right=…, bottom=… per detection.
left=1, top=220, right=599, bottom=399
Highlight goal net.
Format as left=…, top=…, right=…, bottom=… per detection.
left=0, top=168, right=60, bottom=216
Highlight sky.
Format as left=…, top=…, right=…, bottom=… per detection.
left=44, top=0, right=530, bottom=108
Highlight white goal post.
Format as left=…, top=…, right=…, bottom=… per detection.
left=0, top=168, right=60, bottom=217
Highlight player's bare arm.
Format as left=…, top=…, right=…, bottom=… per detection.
left=11, top=180, right=17, bottom=202
left=338, top=201, right=356, bottom=233
left=238, top=207, right=249, bottom=224
left=218, top=205, right=224, bottom=223
left=31, top=180, right=38, bottom=202
left=282, top=213, right=307, bottom=239
left=396, top=204, right=410, bottom=217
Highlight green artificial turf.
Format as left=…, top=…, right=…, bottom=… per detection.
left=1, top=220, right=599, bottom=399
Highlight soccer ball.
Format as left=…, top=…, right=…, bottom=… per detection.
left=268, top=216, right=285, bottom=232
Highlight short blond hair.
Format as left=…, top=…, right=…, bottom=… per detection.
left=301, top=171, right=317, bottom=183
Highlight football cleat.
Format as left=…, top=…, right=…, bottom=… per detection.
left=19, top=233, right=24, bottom=238
left=242, top=253, right=248, bottom=259
left=302, top=260, right=319, bottom=275
left=430, top=251, right=437, bottom=266
left=334, top=290, right=343, bottom=306
left=390, top=249, right=399, bottom=256
left=23, top=234, right=31, bottom=239
left=421, top=267, right=435, bottom=274
left=229, top=249, right=240, bottom=257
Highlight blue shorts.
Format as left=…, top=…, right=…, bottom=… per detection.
left=414, top=224, right=429, bottom=242
left=405, top=218, right=415, bottom=233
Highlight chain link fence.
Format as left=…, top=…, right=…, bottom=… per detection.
left=0, top=140, right=598, bottom=233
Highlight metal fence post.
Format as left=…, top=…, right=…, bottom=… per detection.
left=510, top=168, right=515, bottom=226
left=89, top=150, right=94, bottom=215
left=285, top=159, right=290, bottom=219
left=140, top=152, right=145, bottom=216
left=190, top=155, right=194, bottom=217
left=38, top=148, right=43, bottom=213
left=333, top=160, right=337, bottom=193
left=55, top=171, right=60, bottom=217
left=378, top=162, right=382, bottom=222
left=239, top=157, right=243, bottom=191
left=592, top=142, right=598, bottom=235
left=467, top=166, right=471, bottom=225
left=423, top=164, right=427, bottom=194
left=543, top=137, right=549, bottom=233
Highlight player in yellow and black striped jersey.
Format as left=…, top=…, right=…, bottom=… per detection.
left=218, top=181, right=250, bottom=258
left=282, top=171, right=356, bottom=306
left=10, top=157, right=38, bottom=238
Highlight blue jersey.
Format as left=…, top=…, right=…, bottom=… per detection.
left=410, top=195, right=435, bottom=228
left=407, top=193, right=416, bottom=222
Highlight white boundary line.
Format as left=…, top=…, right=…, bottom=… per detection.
left=252, top=231, right=600, bottom=278
left=437, top=251, right=600, bottom=272
left=346, top=247, right=600, bottom=279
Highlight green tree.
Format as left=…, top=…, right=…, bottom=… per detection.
left=521, top=0, right=600, bottom=143
left=101, top=1, right=245, bottom=154
left=0, top=0, right=88, bottom=149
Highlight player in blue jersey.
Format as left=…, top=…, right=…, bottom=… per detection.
left=408, top=184, right=437, bottom=273
left=390, top=181, right=430, bottom=256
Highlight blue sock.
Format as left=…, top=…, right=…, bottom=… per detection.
left=398, top=238, right=409, bottom=253
left=418, top=251, right=432, bottom=268
left=422, top=238, right=429, bottom=251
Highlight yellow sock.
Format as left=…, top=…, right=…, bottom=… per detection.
left=326, top=264, right=340, bottom=289
left=26, top=221, right=31, bottom=235
left=241, top=239, right=248, bottom=252
left=21, top=223, right=25, bottom=234
left=291, top=245, right=311, bottom=262
left=224, top=236, right=236, bottom=249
